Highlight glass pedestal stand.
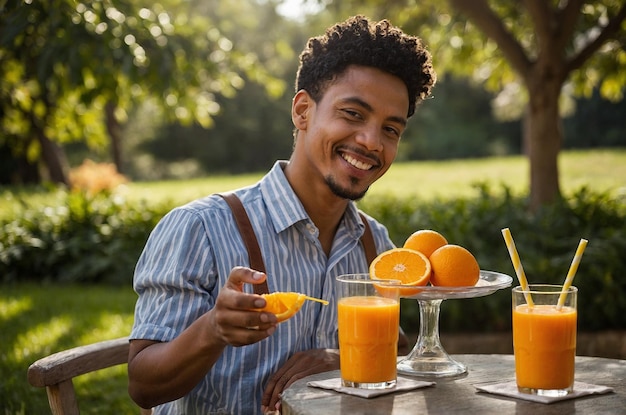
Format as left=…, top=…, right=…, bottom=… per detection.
left=397, top=270, right=513, bottom=378
left=397, top=298, right=466, bottom=377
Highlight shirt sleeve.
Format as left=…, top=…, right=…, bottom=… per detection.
left=130, top=207, right=217, bottom=342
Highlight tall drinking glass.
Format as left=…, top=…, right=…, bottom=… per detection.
left=512, top=284, right=577, bottom=397
left=336, top=274, right=400, bottom=389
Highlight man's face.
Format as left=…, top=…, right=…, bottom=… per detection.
left=292, top=65, right=409, bottom=201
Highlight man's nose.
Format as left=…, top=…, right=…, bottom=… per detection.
left=355, top=125, right=383, bottom=151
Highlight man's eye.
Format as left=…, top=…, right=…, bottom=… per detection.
left=343, top=109, right=361, bottom=119
left=385, top=126, right=401, bottom=137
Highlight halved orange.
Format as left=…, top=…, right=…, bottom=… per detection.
left=403, top=229, right=448, bottom=258
left=369, top=247, right=432, bottom=296
left=257, top=292, right=329, bottom=323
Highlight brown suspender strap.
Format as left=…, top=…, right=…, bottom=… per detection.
left=218, top=193, right=377, bottom=295
left=358, top=212, right=377, bottom=265
left=218, top=193, right=270, bottom=295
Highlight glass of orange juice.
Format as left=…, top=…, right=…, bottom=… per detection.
left=512, top=284, right=577, bottom=397
left=336, top=273, right=401, bottom=389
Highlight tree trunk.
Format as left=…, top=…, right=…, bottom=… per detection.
left=105, top=101, right=124, bottom=174
left=36, top=129, right=70, bottom=186
left=525, top=77, right=563, bottom=211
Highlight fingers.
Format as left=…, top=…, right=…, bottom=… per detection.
left=261, top=349, right=340, bottom=412
left=211, top=267, right=277, bottom=346
left=225, top=266, right=267, bottom=294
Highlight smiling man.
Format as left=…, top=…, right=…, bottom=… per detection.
left=128, top=15, right=436, bottom=415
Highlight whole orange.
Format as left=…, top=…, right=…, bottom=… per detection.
left=403, top=229, right=448, bottom=258
left=429, top=244, right=480, bottom=287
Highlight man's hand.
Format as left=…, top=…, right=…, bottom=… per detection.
left=209, top=267, right=278, bottom=347
left=128, top=266, right=277, bottom=408
left=261, top=349, right=339, bottom=413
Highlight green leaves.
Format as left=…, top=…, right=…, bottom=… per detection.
left=0, top=189, right=167, bottom=284
left=0, top=0, right=272, bottom=177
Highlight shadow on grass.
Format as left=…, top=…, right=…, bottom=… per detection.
left=0, top=283, right=137, bottom=415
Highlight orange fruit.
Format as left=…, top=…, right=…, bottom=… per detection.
left=369, top=247, right=432, bottom=296
left=403, top=229, right=448, bottom=258
left=429, top=244, right=480, bottom=287
left=257, top=292, right=328, bottom=323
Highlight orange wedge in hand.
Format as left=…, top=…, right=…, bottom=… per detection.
left=369, top=247, right=432, bottom=296
left=257, top=292, right=329, bottom=323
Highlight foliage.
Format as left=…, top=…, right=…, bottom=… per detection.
left=402, top=74, right=521, bottom=161
left=0, top=190, right=167, bottom=284
left=335, top=0, right=626, bottom=209
left=563, top=88, right=626, bottom=148
left=0, top=284, right=137, bottom=415
left=0, top=0, right=269, bottom=183
left=1, top=182, right=624, bottom=332
left=130, top=0, right=303, bottom=177
left=359, top=185, right=626, bottom=333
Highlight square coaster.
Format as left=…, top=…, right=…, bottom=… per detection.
left=475, top=380, right=614, bottom=404
left=307, top=376, right=435, bottom=399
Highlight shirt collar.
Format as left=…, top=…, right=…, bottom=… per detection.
left=260, top=161, right=365, bottom=239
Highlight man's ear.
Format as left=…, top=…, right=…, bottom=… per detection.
left=292, top=90, right=311, bottom=130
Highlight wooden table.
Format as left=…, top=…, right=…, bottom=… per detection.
left=281, top=355, right=626, bottom=414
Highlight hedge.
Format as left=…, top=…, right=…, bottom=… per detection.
left=1, top=185, right=624, bottom=332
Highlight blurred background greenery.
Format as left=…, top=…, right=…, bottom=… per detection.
left=1, top=0, right=625, bottom=413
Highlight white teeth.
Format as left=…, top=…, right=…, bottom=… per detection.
left=342, top=154, right=373, bottom=170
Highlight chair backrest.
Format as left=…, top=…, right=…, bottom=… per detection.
left=27, top=336, right=152, bottom=415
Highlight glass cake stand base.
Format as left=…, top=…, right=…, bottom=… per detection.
left=396, top=271, right=513, bottom=378
left=397, top=299, right=467, bottom=377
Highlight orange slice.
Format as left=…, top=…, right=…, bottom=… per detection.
left=403, top=229, right=448, bottom=258
left=369, top=247, right=432, bottom=296
left=257, top=292, right=329, bottom=323
left=429, top=244, right=480, bottom=287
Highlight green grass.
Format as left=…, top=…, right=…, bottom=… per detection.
left=2, top=149, right=625, bottom=216
left=113, top=149, right=626, bottom=206
left=1, top=284, right=138, bottom=415
left=371, top=149, right=626, bottom=201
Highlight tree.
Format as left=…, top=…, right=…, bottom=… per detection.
left=325, top=0, right=626, bottom=209
left=0, top=0, right=264, bottom=184
left=409, top=1, right=626, bottom=209
left=448, top=1, right=625, bottom=210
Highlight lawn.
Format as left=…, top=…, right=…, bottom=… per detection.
left=116, top=149, right=626, bottom=206
left=2, top=150, right=625, bottom=218
left=1, top=148, right=625, bottom=414
left=0, top=284, right=138, bottom=415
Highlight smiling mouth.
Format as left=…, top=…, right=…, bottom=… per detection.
left=341, top=153, right=374, bottom=171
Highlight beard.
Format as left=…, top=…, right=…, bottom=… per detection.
left=325, top=174, right=369, bottom=201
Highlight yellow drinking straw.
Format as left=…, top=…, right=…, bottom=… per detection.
left=501, top=228, right=534, bottom=306
left=557, top=238, right=588, bottom=309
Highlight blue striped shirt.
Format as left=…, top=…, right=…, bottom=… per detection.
left=130, top=161, right=394, bottom=414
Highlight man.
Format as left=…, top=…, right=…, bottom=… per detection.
left=128, top=15, right=436, bottom=414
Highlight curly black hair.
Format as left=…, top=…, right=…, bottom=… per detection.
left=296, top=16, right=436, bottom=118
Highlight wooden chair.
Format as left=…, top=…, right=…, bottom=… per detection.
left=27, top=336, right=152, bottom=415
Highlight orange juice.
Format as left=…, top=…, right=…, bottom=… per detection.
left=338, top=296, right=399, bottom=385
left=513, top=304, right=577, bottom=391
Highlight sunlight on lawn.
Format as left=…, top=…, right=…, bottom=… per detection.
left=83, top=313, right=134, bottom=344
left=0, top=296, right=32, bottom=321
left=12, top=316, right=73, bottom=360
